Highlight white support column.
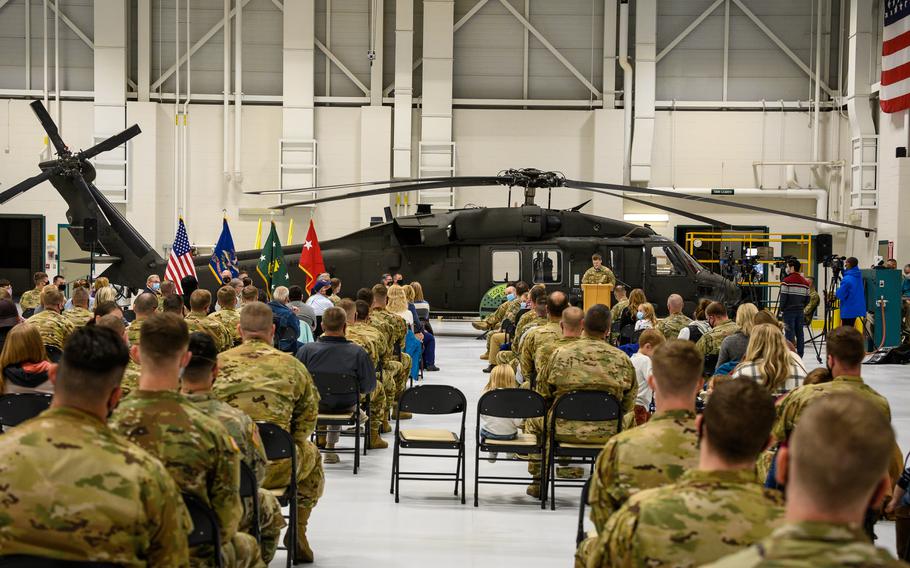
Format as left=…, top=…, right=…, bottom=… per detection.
left=93, top=0, right=129, bottom=203
left=630, top=0, right=655, bottom=183
left=370, top=0, right=384, bottom=106
left=393, top=0, right=413, bottom=178
left=418, top=0, right=455, bottom=209
left=602, top=0, right=617, bottom=108
left=360, top=107, right=393, bottom=227
left=847, top=0, right=877, bottom=211
left=137, top=0, right=151, bottom=101
left=280, top=0, right=317, bottom=204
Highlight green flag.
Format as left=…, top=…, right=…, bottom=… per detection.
left=256, top=221, right=289, bottom=298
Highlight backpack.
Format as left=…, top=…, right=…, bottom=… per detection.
left=272, top=313, right=298, bottom=353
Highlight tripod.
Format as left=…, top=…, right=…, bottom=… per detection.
left=806, top=265, right=839, bottom=363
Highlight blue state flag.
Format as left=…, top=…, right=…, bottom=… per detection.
left=209, top=217, right=239, bottom=283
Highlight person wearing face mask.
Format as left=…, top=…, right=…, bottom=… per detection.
left=52, top=275, right=67, bottom=295
left=777, top=259, right=811, bottom=357
left=694, top=302, right=738, bottom=369
left=18, top=271, right=49, bottom=314
left=0, top=325, right=192, bottom=565
left=143, top=274, right=161, bottom=296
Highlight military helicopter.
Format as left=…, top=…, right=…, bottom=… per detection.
left=2, top=101, right=875, bottom=316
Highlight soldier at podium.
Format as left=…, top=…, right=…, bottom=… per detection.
left=582, top=254, right=616, bottom=286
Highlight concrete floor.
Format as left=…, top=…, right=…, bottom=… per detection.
left=269, top=324, right=907, bottom=567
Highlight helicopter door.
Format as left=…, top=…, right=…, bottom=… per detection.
left=530, top=249, right=562, bottom=285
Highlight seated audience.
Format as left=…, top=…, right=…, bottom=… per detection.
left=479, top=363, right=522, bottom=462
left=93, top=300, right=124, bottom=324
left=207, top=286, right=243, bottom=347
left=306, top=280, right=335, bottom=318
left=695, top=302, right=738, bottom=363
left=17, top=271, right=48, bottom=313
left=94, top=285, right=118, bottom=307
left=387, top=285, right=415, bottom=329
left=517, top=291, right=569, bottom=384
left=62, top=286, right=93, bottom=328
left=633, top=302, right=657, bottom=332
left=186, top=289, right=232, bottom=352
left=340, top=299, right=390, bottom=448
left=241, top=285, right=259, bottom=306
left=629, top=329, right=665, bottom=426
left=27, top=287, right=75, bottom=356
left=0, top=323, right=52, bottom=394
left=0, top=325, right=190, bottom=564
left=408, top=282, right=437, bottom=371
left=803, top=367, right=832, bottom=385
left=0, top=298, right=21, bottom=352
left=288, top=284, right=317, bottom=331
left=179, top=275, right=198, bottom=311
left=618, top=288, right=647, bottom=344
left=732, top=323, right=807, bottom=395
left=268, top=285, right=302, bottom=353
left=329, top=278, right=342, bottom=305
left=679, top=298, right=712, bottom=342
left=411, top=281, right=431, bottom=324
left=715, top=302, right=758, bottom=370
left=656, top=294, right=691, bottom=339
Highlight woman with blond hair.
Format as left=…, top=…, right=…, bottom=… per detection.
left=407, top=282, right=438, bottom=371
left=479, top=364, right=522, bottom=461
left=94, top=286, right=118, bottom=307
left=715, top=302, right=759, bottom=371
left=619, top=288, right=648, bottom=344
left=0, top=324, right=52, bottom=394
left=732, top=323, right=807, bottom=395
left=386, top=284, right=413, bottom=329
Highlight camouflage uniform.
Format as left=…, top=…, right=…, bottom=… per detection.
left=656, top=313, right=692, bottom=340
left=702, top=521, right=906, bottom=567
left=209, top=307, right=242, bottom=347
left=695, top=319, right=739, bottom=357
left=582, top=266, right=616, bottom=286
left=120, top=359, right=141, bottom=398
left=475, top=297, right=521, bottom=331
left=0, top=406, right=192, bottom=567
left=329, top=294, right=341, bottom=305
left=214, top=339, right=325, bottom=554
left=369, top=307, right=410, bottom=403
left=62, top=306, right=93, bottom=328
left=186, top=391, right=286, bottom=563
left=533, top=335, right=581, bottom=391
left=587, top=469, right=785, bottom=568
left=186, top=312, right=233, bottom=353
left=518, top=321, right=562, bottom=385
left=126, top=318, right=145, bottom=347
left=526, top=336, right=636, bottom=481
left=110, top=390, right=263, bottom=568
left=28, top=309, right=76, bottom=350
left=18, top=288, right=41, bottom=311
left=804, top=289, right=820, bottom=325
left=609, top=299, right=630, bottom=343
left=498, top=313, right=547, bottom=366
left=347, top=321, right=389, bottom=433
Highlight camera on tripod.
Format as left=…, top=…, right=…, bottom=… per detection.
left=822, top=254, right=846, bottom=279
left=719, top=247, right=762, bottom=282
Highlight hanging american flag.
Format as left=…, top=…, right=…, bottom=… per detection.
left=165, top=217, right=197, bottom=294
left=882, top=0, right=910, bottom=113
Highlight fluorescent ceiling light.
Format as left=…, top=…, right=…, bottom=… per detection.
left=623, top=213, right=670, bottom=223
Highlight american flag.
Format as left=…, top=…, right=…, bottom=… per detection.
left=882, top=0, right=910, bottom=113
left=165, top=218, right=197, bottom=294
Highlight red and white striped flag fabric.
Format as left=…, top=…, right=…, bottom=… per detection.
left=882, top=0, right=910, bottom=113
left=165, top=217, right=197, bottom=294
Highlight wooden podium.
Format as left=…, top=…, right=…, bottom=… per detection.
left=582, top=283, right=613, bottom=312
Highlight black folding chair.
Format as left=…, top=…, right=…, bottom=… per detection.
left=577, top=478, right=592, bottom=546
left=238, top=461, right=260, bottom=544
left=0, top=392, right=53, bottom=432
left=0, top=557, right=121, bottom=567
left=257, top=422, right=297, bottom=568
left=546, top=390, right=622, bottom=510
left=390, top=385, right=467, bottom=504
left=182, top=492, right=223, bottom=568
left=473, top=388, right=547, bottom=508
left=312, top=373, right=368, bottom=474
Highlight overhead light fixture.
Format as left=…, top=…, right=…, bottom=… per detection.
left=623, top=213, right=670, bottom=223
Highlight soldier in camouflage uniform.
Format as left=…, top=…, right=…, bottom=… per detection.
left=214, top=302, right=324, bottom=562
left=496, top=284, right=547, bottom=366
left=27, top=287, right=75, bottom=351
left=157, top=280, right=178, bottom=312
left=127, top=291, right=160, bottom=347
left=525, top=304, right=636, bottom=497
left=518, top=291, right=569, bottom=386
left=608, top=286, right=629, bottom=344
left=804, top=276, right=820, bottom=326
left=656, top=294, right=691, bottom=340
left=695, top=301, right=739, bottom=359
left=533, top=306, right=584, bottom=391
left=209, top=286, right=243, bottom=347
left=705, top=394, right=904, bottom=568
left=343, top=299, right=389, bottom=447
left=182, top=332, right=286, bottom=563
left=581, top=253, right=616, bottom=286
left=17, top=271, right=48, bottom=312
left=186, top=289, right=232, bottom=352
left=110, top=313, right=264, bottom=568
left=0, top=326, right=191, bottom=566
left=472, top=284, right=521, bottom=332
left=587, top=380, right=784, bottom=568
left=481, top=284, right=529, bottom=367
left=94, top=314, right=142, bottom=399
left=62, top=286, right=93, bottom=328
left=328, top=277, right=342, bottom=305
left=369, top=284, right=411, bottom=418
left=576, top=340, right=702, bottom=568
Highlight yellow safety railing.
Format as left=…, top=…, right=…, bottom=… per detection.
left=684, top=232, right=814, bottom=286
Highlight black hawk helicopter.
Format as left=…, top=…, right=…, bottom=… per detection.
left=1, top=101, right=875, bottom=316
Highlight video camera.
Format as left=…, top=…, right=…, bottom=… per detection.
left=822, top=255, right=846, bottom=278
left=719, top=247, right=763, bottom=282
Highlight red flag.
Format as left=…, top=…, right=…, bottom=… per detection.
left=298, top=219, right=326, bottom=295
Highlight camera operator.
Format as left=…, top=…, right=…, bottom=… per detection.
left=778, top=259, right=811, bottom=357
left=835, top=257, right=865, bottom=328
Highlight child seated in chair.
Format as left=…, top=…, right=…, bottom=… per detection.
left=624, top=329, right=665, bottom=428
left=480, top=364, right=522, bottom=462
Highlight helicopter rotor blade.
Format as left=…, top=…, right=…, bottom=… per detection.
left=79, top=125, right=142, bottom=161
left=590, top=189, right=734, bottom=229
left=0, top=167, right=60, bottom=205
left=270, top=177, right=503, bottom=210
left=248, top=176, right=453, bottom=195
left=565, top=180, right=876, bottom=234
left=29, top=100, right=69, bottom=156
left=73, top=174, right=155, bottom=259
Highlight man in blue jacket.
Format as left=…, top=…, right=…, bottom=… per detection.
left=267, top=285, right=302, bottom=353
left=835, top=257, right=865, bottom=328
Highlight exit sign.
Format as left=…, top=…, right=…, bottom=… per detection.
left=711, top=188, right=735, bottom=195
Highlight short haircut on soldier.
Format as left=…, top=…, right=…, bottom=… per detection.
left=546, top=291, right=569, bottom=318
left=583, top=304, right=611, bottom=334
left=96, top=313, right=126, bottom=337
left=133, top=292, right=158, bottom=315
left=288, top=285, right=304, bottom=302
left=790, top=394, right=895, bottom=511
left=530, top=285, right=548, bottom=305
left=160, top=280, right=177, bottom=296
left=94, top=301, right=122, bottom=319
left=273, top=286, right=289, bottom=302
left=705, top=301, right=727, bottom=318
left=638, top=329, right=665, bottom=348
left=651, top=340, right=703, bottom=396
left=139, top=313, right=189, bottom=364
left=355, top=300, right=371, bottom=321
left=703, top=380, right=775, bottom=463
left=241, top=285, right=259, bottom=302
left=71, top=286, right=90, bottom=307
left=184, top=332, right=218, bottom=382
left=356, top=287, right=373, bottom=304
left=592, top=253, right=602, bottom=262
left=372, top=284, right=388, bottom=301
left=826, top=326, right=865, bottom=367
left=338, top=299, right=355, bottom=319
left=561, top=306, right=584, bottom=332
left=217, top=286, right=236, bottom=309
left=322, top=307, right=347, bottom=333
left=58, top=326, right=129, bottom=402
left=33, top=271, right=48, bottom=284
left=190, top=289, right=212, bottom=311
left=161, top=295, right=184, bottom=314
left=514, top=281, right=530, bottom=296
left=239, top=301, right=274, bottom=334
left=42, top=287, right=64, bottom=307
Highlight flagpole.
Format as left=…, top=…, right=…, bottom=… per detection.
left=255, top=217, right=262, bottom=249
left=287, top=218, right=294, bottom=245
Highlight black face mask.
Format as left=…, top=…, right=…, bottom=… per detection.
left=57, top=284, right=66, bottom=292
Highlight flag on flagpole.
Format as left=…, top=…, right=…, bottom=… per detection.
left=165, top=217, right=197, bottom=294
left=256, top=221, right=289, bottom=298
left=882, top=0, right=910, bottom=113
left=209, top=217, right=239, bottom=283
left=298, top=219, right=326, bottom=295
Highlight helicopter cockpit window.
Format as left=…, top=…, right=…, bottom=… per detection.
left=492, top=250, right=521, bottom=283
left=532, top=250, right=561, bottom=283
left=650, top=246, right=684, bottom=276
